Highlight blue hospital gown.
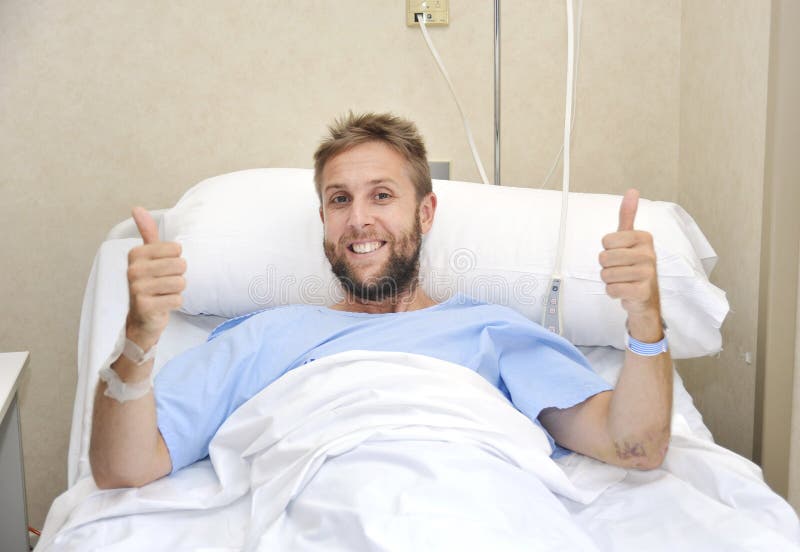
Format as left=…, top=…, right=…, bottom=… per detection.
left=154, top=293, right=613, bottom=473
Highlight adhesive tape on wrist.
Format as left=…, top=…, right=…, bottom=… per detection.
left=98, top=330, right=156, bottom=403
left=122, top=337, right=157, bottom=365
left=98, top=366, right=153, bottom=402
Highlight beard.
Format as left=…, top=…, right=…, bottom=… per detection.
left=323, top=212, right=423, bottom=303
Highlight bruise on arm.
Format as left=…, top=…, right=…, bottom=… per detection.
left=614, top=440, right=646, bottom=461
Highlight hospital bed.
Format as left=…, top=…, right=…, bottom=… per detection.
left=37, top=169, right=799, bottom=550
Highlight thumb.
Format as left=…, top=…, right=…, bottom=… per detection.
left=132, top=206, right=160, bottom=244
left=618, top=189, right=640, bottom=232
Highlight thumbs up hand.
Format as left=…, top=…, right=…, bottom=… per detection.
left=599, top=189, right=662, bottom=326
left=617, top=189, right=639, bottom=233
left=125, top=207, right=187, bottom=350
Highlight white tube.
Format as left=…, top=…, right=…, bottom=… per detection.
left=542, top=0, right=575, bottom=334
left=418, top=16, right=491, bottom=186
left=554, top=0, right=575, bottom=278
left=541, top=0, right=583, bottom=190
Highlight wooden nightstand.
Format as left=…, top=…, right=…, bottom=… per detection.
left=0, top=352, right=30, bottom=551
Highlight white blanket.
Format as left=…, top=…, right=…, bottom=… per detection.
left=38, top=351, right=799, bottom=551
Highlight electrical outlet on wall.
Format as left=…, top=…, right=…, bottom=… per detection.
left=406, top=0, right=449, bottom=26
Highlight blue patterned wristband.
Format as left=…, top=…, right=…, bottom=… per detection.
left=625, top=332, right=669, bottom=356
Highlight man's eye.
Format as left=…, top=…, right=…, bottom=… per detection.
left=376, top=192, right=391, bottom=200
left=331, top=195, right=348, bottom=204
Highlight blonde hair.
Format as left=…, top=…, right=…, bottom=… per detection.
left=313, top=112, right=432, bottom=201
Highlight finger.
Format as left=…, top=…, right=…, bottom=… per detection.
left=601, top=229, right=653, bottom=251
left=154, top=293, right=183, bottom=310
left=128, top=242, right=183, bottom=263
left=130, top=276, right=186, bottom=297
left=132, top=206, right=160, bottom=245
left=147, top=257, right=187, bottom=276
left=598, top=248, right=654, bottom=268
left=600, top=265, right=654, bottom=285
left=128, top=258, right=187, bottom=281
left=146, top=275, right=186, bottom=296
left=601, top=231, right=638, bottom=250
left=618, top=189, right=640, bottom=232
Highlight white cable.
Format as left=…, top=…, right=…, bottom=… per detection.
left=554, top=0, right=575, bottom=277
left=542, top=0, right=575, bottom=334
left=540, top=0, right=583, bottom=189
left=418, top=15, right=491, bottom=186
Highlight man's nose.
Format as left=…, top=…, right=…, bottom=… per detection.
left=347, top=198, right=374, bottom=229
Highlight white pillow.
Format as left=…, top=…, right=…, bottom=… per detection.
left=161, top=168, right=728, bottom=359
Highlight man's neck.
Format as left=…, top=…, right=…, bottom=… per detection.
left=330, top=287, right=438, bottom=314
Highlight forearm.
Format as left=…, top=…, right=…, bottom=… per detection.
left=89, top=354, right=171, bottom=488
left=606, top=313, right=673, bottom=468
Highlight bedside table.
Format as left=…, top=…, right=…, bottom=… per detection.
left=0, top=352, right=30, bottom=552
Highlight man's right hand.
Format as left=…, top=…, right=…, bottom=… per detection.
left=126, top=207, right=186, bottom=350
left=90, top=207, right=181, bottom=489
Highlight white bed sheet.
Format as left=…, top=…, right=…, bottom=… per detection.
left=53, top=236, right=799, bottom=551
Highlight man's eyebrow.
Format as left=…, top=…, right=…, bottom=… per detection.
left=369, top=178, right=399, bottom=187
left=322, top=179, right=399, bottom=193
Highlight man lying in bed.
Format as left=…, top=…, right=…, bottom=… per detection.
left=90, top=112, right=672, bottom=489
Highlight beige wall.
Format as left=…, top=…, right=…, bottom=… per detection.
left=792, top=246, right=800, bottom=513
left=675, top=1, right=772, bottom=460
left=757, top=0, right=800, bottom=500
left=771, top=0, right=800, bottom=513
left=2, top=0, right=788, bottom=529
left=502, top=1, right=680, bottom=197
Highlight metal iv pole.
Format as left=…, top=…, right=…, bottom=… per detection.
left=494, top=0, right=501, bottom=185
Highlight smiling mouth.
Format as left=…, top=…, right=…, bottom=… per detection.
left=348, top=240, right=387, bottom=254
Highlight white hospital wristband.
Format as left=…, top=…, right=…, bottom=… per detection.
left=625, top=319, right=669, bottom=356
left=625, top=333, right=669, bottom=356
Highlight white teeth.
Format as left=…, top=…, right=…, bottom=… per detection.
left=352, top=241, right=382, bottom=254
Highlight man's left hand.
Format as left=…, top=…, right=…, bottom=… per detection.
left=539, top=189, right=670, bottom=470
left=598, top=189, right=661, bottom=325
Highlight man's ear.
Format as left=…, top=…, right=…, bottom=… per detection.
left=419, top=192, right=437, bottom=234
left=319, top=205, right=324, bottom=224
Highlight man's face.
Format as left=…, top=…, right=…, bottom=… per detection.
left=319, top=141, right=436, bottom=302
